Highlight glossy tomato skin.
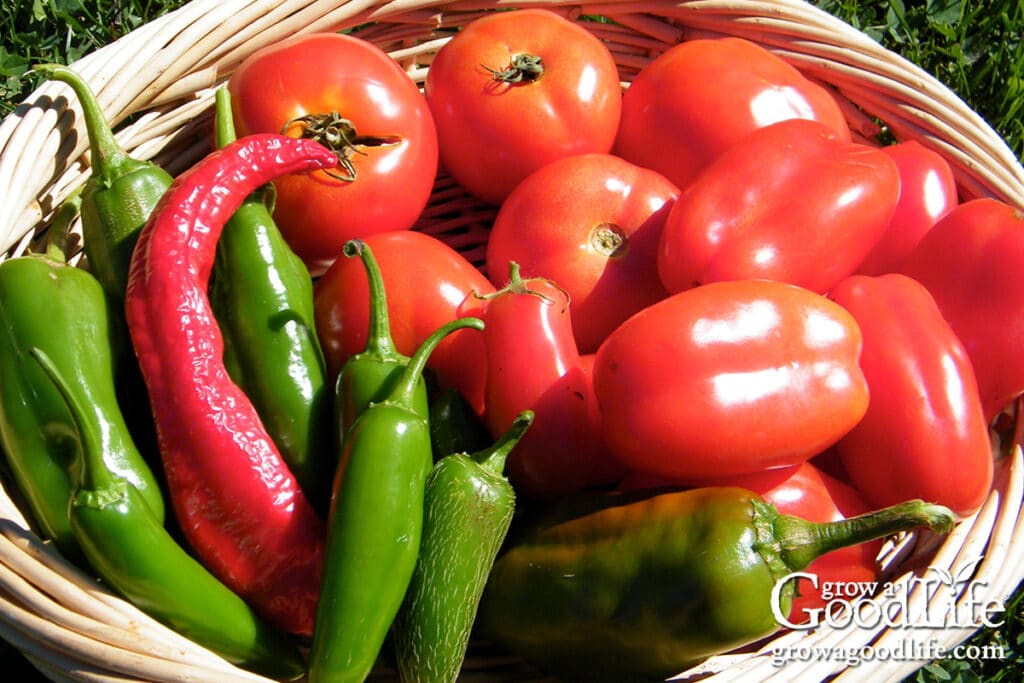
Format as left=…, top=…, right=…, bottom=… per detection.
left=614, top=37, right=851, bottom=190
left=657, top=119, right=900, bottom=295
left=482, top=267, right=622, bottom=498
left=313, top=231, right=493, bottom=414
left=829, top=274, right=993, bottom=518
left=855, top=140, right=959, bottom=276
left=901, top=198, right=1024, bottom=421
left=593, top=279, right=869, bottom=482
left=229, top=33, right=438, bottom=274
left=424, top=9, right=622, bottom=204
left=486, top=153, right=678, bottom=353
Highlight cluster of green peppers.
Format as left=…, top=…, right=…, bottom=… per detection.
left=0, top=63, right=967, bottom=683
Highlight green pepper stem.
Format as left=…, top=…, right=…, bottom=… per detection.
left=43, top=189, right=84, bottom=263
left=28, top=347, right=115, bottom=492
left=35, top=64, right=128, bottom=174
left=214, top=87, right=237, bottom=149
left=767, top=498, right=956, bottom=571
left=344, top=240, right=404, bottom=363
left=472, top=410, right=534, bottom=476
left=388, top=317, right=484, bottom=412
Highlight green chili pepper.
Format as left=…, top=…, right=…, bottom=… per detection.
left=0, top=242, right=165, bottom=559
left=308, top=315, right=485, bottom=683
left=34, top=64, right=173, bottom=303
left=392, top=409, right=533, bottom=683
left=335, top=239, right=430, bottom=440
left=477, top=487, right=956, bottom=682
left=428, top=386, right=493, bottom=463
left=208, top=87, right=333, bottom=513
left=28, top=346, right=305, bottom=679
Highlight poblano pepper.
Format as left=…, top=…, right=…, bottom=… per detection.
left=476, top=486, right=956, bottom=682
left=392, top=410, right=533, bottom=683
left=29, top=347, right=305, bottom=680
left=209, top=87, right=333, bottom=513
left=309, top=315, right=485, bottom=683
left=34, top=64, right=173, bottom=303
left=0, top=241, right=164, bottom=559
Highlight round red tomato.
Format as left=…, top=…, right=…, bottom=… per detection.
left=615, top=37, right=851, bottom=190
left=313, top=231, right=493, bottom=415
left=229, top=33, right=438, bottom=275
left=424, top=9, right=622, bottom=204
left=593, top=279, right=869, bottom=482
left=486, top=153, right=678, bottom=353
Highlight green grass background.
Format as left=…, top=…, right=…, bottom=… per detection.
left=1, top=1, right=1023, bottom=682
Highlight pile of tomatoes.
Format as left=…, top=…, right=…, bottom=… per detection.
left=227, top=8, right=1024, bottom=621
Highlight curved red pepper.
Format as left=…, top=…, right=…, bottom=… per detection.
left=125, top=134, right=337, bottom=636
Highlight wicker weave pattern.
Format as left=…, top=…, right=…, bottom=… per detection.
left=0, top=1, right=1023, bottom=681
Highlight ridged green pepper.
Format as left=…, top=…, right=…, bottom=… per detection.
left=309, top=316, right=485, bottom=683
left=29, top=347, right=305, bottom=680
left=0, top=244, right=164, bottom=558
left=477, top=487, right=956, bottom=682
left=392, top=410, right=533, bottom=683
left=34, top=63, right=173, bottom=303
left=209, top=87, right=333, bottom=513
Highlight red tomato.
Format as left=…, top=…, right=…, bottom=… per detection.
left=486, top=153, right=678, bottom=353
left=313, top=231, right=493, bottom=413
left=855, top=140, right=959, bottom=276
left=657, top=119, right=900, bottom=295
left=482, top=264, right=622, bottom=498
left=229, top=33, right=438, bottom=274
left=593, top=279, right=869, bottom=482
left=614, top=37, right=851, bottom=190
left=901, top=198, right=1024, bottom=421
left=829, top=274, right=993, bottom=518
left=424, top=9, right=622, bottom=204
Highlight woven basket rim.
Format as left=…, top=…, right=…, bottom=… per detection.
left=1, top=1, right=1023, bottom=682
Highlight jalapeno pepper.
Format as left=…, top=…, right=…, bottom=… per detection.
left=209, top=87, right=333, bottom=514
left=125, top=133, right=337, bottom=636
left=0, top=241, right=165, bottom=559
left=308, top=316, right=485, bottom=683
left=477, top=487, right=955, bottom=682
left=34, top=64, right=173, bottom=303
left=428, top=386, right=493, bottom=462
left=28, top=347, right=305, bottom=680
left=392, top=410, right=533, bottom=683
left=334, top=239, right=429, bottom=440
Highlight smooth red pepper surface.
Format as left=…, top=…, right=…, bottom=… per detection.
left=482, top=265, right=621, bottom=498
left=657, top=119, right=900, bottom=295
left=125, top=134, right=335, bottom=636
left=901, top=198, right=1024, bottom=421
left=829, top=273, right=993, bottom=518
left=594, top=279, right=869, bottom=482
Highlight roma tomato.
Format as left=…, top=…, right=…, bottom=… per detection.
left=486, top=153, right=678, bottom=353
left=614, top=37, right=850, bottom=190
left=424, top=9, right=622, bottom=204
left=482, top=264, right=622, bottom=498
left=856, top=140, right=959, bottom=276
left=657, top=119, right=900, bottom=295
left=314, top=231, right=493, bottom=413
left=593, top=279, right=869, bottom=482
left=829, top=274, right=993, bottom=518
left=901, top=198, right=1024, bottom=421
left=229, top=33, right=438, bottom=274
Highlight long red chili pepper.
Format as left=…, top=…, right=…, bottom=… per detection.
left=125, top=134, right=337, bottom=636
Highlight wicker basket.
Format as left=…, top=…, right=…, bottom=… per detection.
left=1, top=0, right=1023, bottom=681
